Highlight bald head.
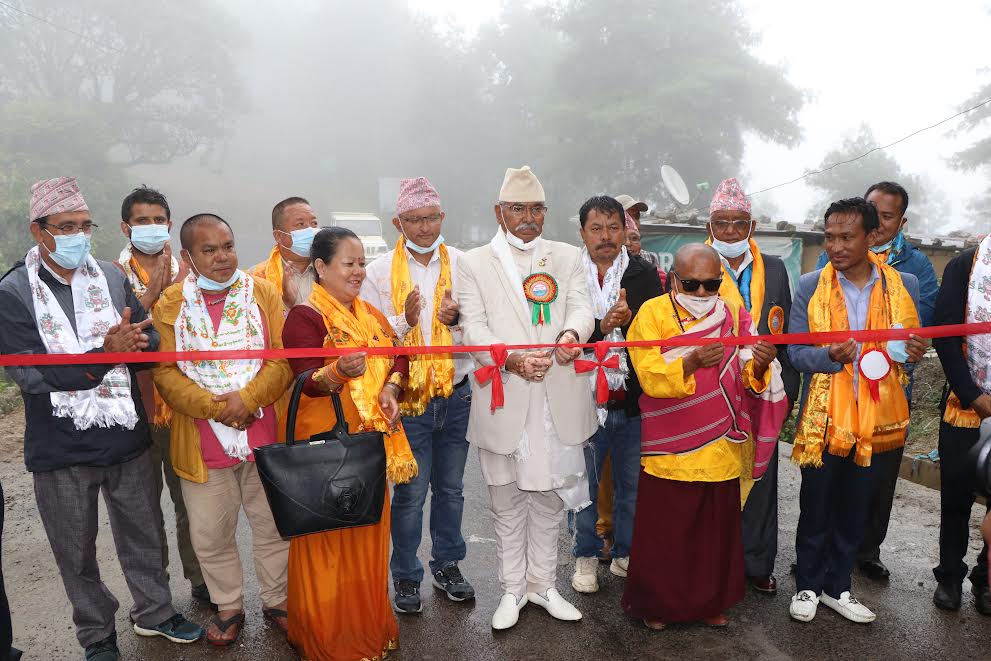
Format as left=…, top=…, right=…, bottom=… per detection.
left=673, top=243, right=720, bottom=273
left=671, top=243, right=722, bottom=297
left=180, top=213, right=232, bottom=250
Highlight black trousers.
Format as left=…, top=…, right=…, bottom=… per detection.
left=742, top=443, right=778, bottom=578
left=934, top=421, right=989, bottom=588
left=796, top=451, right=878, bottom=598
left=856, top=446, right=904, bottom=564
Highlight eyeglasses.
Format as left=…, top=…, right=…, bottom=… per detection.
left=40, top=221, right=99, bottom=235
left=398, top=213, right=442, bottom=227
left=672, top=270, right=722, bottom=293
left=499, top=203, right=548, bottom=219
left=708, top=220, right=752, bottom=231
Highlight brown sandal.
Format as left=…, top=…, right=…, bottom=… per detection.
left=207, top=612, right=245, bottom=646
left=263, top=607, right=289, bottom=634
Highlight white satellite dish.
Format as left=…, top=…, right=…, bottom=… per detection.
left=661, top=164, right=691, bottom=206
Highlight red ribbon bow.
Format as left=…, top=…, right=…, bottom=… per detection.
left=473, top=344, right=509, bottom=412
left=574, top=341, right=621, bottom=405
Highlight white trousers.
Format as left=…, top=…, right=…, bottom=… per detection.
left=488, top=482, right=563, bottom=597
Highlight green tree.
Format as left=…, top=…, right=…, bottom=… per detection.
left=467, top=0, right=804, bottom=237
left=0, top=0, right=245, bottom=164
left=804, top=125, right=945, bottom=233
left=950, top=80, right=991, bottom=219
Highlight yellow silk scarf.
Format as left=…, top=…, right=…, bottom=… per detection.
left=257, top=245, right=285, bottom=295
left=308, top=285, right=418, bottom=484
left=792, top=255, right=917, bottom=468
left=389, top=237, right=455, bottom=416
left=713, top=238, right=766, bottom=328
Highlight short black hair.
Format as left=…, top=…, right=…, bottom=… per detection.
left=311, top=227, right=360, bottom=282
left=578, top=195, right=625, bottom=228
left=179, top=213, right=233, bottom=250
left=272, top=196, right=310, bottom=229
left=864, top=181, right=909, bottom=216
left=823, top=197, right=879, bottom=235
left=121, top=186, right=171, bottom=223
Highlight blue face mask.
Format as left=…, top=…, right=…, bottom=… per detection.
left=186, top=257, right=240, bottom=292
left=870, top=240, right=893, bottom=254
left=46, top=231, right=91, bottom=270
left=405, top=234, right=444, bottom=255
left=710, top=236, right=750, bottom=259
left=129, top=224, right=170, bottom=255
left=886, top=323, right=909, bottom=363
left=398, top=220, right=444, bottom=255
left=279, top=227, right=318, bottom=258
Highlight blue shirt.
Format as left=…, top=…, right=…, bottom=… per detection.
left=837, top=265, right=880, bottom=396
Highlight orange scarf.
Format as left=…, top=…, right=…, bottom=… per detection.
left=308, top=285, right=418, bottom=484
left=792, top=255, right=917, bottom=467
left=389, top=237, right=455, bottom=416
left=257, top=245, right=286, bottom=295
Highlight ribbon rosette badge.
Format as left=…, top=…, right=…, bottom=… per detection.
left=858, top=349, right=892, bottom=402
left=523, top=272, right=558, bottom=325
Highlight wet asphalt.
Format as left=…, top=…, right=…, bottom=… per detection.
left=5, top=441, right=991, bottom=660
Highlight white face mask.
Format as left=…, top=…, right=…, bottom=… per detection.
left=499, top=210, right=540, bottom=251
left=675, top=292, right=718, bottom=319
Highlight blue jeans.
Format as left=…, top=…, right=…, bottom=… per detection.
left=573, top=410, right=641, bottom=559
left=390, top=377, right=471, bottom=583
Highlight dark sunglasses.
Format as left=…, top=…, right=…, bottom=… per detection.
left=671, top=271, right=722, bottom=293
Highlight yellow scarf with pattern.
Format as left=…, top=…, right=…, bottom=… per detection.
left=308, top=285, right=418, bottom=484
left=389, top=237, right=455, bottom=416
left=792, top=255, right=917, bottom=468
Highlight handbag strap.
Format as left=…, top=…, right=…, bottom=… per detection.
left=284, top=368, right=349, bottom=446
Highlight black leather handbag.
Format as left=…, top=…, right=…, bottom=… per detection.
left=255, top=369, right=387, bottom=538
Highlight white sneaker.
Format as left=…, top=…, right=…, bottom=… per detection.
left=572, top=557, right=599, bottom=593
left=820, top=591, right=876, bottom=623
left=527, top=588, right=582, bottom=621
left=492, top=593, right=528, bottom=630
left=610, top=556, right=629, bottom=577
left=789, top=590, right=819, bottom=622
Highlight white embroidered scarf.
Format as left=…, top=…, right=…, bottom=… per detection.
left=118, top=243, right=179, bottom=300
left=967, top=235, right=991, bottom=393
left=175, top=271, right=264, bottom=460
left=581, top=245, right=630, bottom=424
left=25, top=247, right=138, bottom=430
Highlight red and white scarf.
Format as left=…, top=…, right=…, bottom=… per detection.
left=25, top=247, right=138, bottom=430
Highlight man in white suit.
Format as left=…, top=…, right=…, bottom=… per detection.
left=457, top=166, right=597, bottom=630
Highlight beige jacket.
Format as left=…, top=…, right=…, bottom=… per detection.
left=456, top=237, right=597, bottom=453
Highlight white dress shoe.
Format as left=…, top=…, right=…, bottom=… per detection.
left=610, top=556, right=629, bottom=577
left=820, top=591, right=876, bottom=623
left=492, top=593, right=527, bottom=630
left=527, top=588, right=582, bottom=621
left=572, top=557, right=599, bottom=593
left=789, top=589, right=819, bottom=622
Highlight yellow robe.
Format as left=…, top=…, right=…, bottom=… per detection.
left=627, top=295, right=770, bottom=483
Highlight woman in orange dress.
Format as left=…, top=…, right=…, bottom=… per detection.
left=282, top=227, right=417, bottom=661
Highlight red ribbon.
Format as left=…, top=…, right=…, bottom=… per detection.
left=473, top=344, right=508, bottom=412
left=574, top=341, right=620, bottom=405
left=2, top=321, right=990, bottom=367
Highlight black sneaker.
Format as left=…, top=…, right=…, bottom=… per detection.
left=393, top=579, right=423, bottom=614
left=84, top=633, right=119, bottom=661
left=431, top=563, right=476, bottom=602
left=133, top=613, right=205, bottom=643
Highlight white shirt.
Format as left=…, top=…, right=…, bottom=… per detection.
left=360, top=244, right=472, bottom=383
left=719, top=249, right=753, bottom=278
